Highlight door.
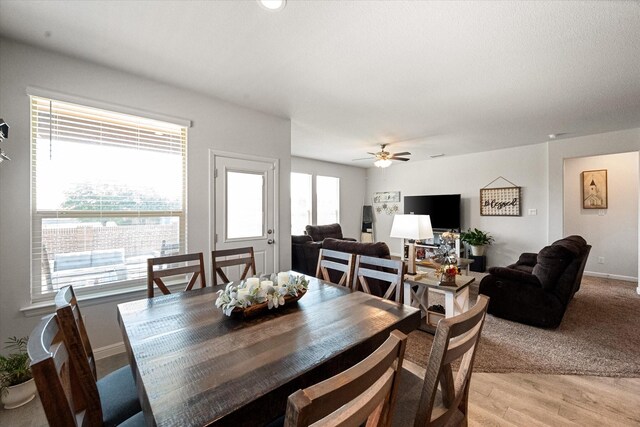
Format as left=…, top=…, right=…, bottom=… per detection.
left=213, top=153, right=278, bottom=281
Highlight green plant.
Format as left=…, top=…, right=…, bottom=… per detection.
left=460, top=228, right=494, bottom=246
left=0, top=337, right=32, bottom=396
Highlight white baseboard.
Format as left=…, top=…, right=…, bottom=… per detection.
left=583, top=271, right=638, bottom=283
left=94, top=342, right=126, bottom=360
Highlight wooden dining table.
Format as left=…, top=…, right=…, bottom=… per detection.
left=117, top=273, right=421, bottom=427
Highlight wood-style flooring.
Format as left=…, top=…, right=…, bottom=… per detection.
left=1, top=355, right=638, bottom=426
left=404, top=360, right=640, bottom=427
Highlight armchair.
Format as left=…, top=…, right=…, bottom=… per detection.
left=479, top=235, right=590, bottom=328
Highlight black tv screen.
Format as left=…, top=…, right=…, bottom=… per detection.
left=404, top=194, right=461, bottom=231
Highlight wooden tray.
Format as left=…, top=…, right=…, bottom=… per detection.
left=231, top=290, right=307, bottom=319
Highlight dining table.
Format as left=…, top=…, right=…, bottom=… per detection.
left=117, top=273, right=421, bottom=427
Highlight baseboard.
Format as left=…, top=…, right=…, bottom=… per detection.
left=94, top=342, right=126, bottom=360
left=583, top=271, right=637, bottom=283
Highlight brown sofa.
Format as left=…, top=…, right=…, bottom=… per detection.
left=478, top=235, right=591, bottom=328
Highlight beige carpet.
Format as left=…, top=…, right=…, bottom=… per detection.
left=405, top=275, right=640, bottom=377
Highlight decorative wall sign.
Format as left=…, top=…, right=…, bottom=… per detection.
left=480, top=176, right=521, bottom=216
left=373, top=191, right=401, bottom=204
left=581, top=169, right=607, bottom=209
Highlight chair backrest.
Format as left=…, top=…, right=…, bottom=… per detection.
left=147, top=252, right=206, bottom=298
left=353, top=255, right=405, bottom=302
left=55, top=286, right=96, bottom=379
left=211, top=247, right=256, bottom=286
left=28, top=314, right=102, bottom=427
left=315, top=248, right=355, bottom=287
left=413, top=295, right=489, bottom=427
left=285, top=330, right=407, bottom=427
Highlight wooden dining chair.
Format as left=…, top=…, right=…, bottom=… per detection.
left=285, top=330, right=408, bottom=427
left=54, top=286, right=142, bottom=426
left=211, top=247, right=256, bottom=286
left=315, top=248, right=355, bottom=287
left=353, top=255, right=405, bottom=302
left=147, top=252, right=206, bottom=297
left=392, top=295, right=490, bottom=427
left=28, top=314, right=144, bottom=427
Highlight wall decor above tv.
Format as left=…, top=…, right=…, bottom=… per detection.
left=403, top=194, right=461, bottom=231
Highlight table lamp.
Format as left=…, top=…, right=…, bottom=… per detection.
left=390, top=214, right=433, bottom=275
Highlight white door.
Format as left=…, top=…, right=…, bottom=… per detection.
left=213, top=153, right=278, bottom=280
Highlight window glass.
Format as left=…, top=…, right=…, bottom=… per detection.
left=226, top=171, right=264, bottom=239
left=316, top=176, right=340, bottom=225
left=291, top=172, right=312, bottom=235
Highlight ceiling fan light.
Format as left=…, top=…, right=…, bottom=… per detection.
left=374, top=159, right=392, bottom=168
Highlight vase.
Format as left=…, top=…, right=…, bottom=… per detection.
left=470, top=245, right=486, bottom=256
left=1, top=378, right=36, bottom=409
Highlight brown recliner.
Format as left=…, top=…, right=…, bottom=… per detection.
left=479, top=235, right=591, bottom=328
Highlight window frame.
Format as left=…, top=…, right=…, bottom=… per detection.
left=29, top=94, right=188, bottom=302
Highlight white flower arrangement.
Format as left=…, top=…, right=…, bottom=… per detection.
left=215, top=272, right=309, bottom=316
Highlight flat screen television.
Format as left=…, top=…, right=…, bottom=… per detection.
left=404, top=194, right=461, bottom=231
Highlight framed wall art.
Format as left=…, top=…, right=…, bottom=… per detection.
left=581, top=169, right=607, bottom=209
left=480, top=186, right=521, bottom=216
left=373, top=191, right=401, bottom=204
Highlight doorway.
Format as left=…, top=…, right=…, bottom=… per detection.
left=211, top=151, right=279, bottom=280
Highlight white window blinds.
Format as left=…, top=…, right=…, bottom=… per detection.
left=30, top=96, right=187, bottom=301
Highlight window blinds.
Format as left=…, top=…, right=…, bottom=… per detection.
left=30, top=96, right=187, bottom=300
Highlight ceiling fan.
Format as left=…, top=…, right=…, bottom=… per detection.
left=353, top=144, right=411, bottom=168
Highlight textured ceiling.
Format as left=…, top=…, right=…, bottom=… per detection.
left=1, top=1, right=640, bottom=167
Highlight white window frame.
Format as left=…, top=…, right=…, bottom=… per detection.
left=29, top=93, right=189, bottom=302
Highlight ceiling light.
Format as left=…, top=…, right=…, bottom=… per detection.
left=374, top=159, right=392, bottom=168
left=548, top=134, right=557, bottom=140
left=258, top=0, right=286, bottom=11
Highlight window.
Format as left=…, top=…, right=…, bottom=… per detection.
left=31, top=96, right=187, bottom=301
left=290, top=173, right=340, bottom=233
left=290, top=172, right=312, bottom=235
left=227, top=171, right=264, bottom=239
left=316, top=175, right=340, bottom=225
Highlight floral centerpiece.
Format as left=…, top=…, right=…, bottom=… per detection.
left=215, top=272, right=309, bottom=318
left=434, top=231, right=460, bottom=285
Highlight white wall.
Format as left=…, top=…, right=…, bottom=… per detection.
left=291, top=157, right=366, bottom=239
left=366, top=143, right=549, bottom=268
left=563, top=152, right=639, bottom=279
left=547, top=128, right=640, bottom=290
left=0, top=38, right=291, bottom=350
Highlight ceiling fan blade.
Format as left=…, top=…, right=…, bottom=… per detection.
left=352, top=157, right=374, bottom=161
left=392, top=157, right=410, bottom=162
left=366, top=152, right=378, bottom=156
left=392, top=152, right=411, bottom=156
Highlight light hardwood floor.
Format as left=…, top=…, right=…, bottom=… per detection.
left=404, top=360, right=640, bottom=427
left=1, top=355, right=638, bottom=426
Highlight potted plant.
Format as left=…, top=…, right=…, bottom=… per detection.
left=0, top=336, right=36, bottom=409
left=460, top=228, right=494, bottom=256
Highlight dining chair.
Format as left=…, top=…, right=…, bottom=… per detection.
left=391, top=295, right=490, bottom=427
left=147, top=252, right=206, bottom=297
left=211, top=247, right=256, bottom=286
left=285, top=330, right=408, bottom=427
left=353, top=255, right=405, bottom=302
left=28, top=313, right=144, bottom=427
left=315, top=248, right=355, bottom=287
left=54, top=286, right=142, bottom=427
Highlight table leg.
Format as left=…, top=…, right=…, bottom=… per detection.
left=444, top=287, right=470, bottom=317
left=404, top=282, right=428, bottom=319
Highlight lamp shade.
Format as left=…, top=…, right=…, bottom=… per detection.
left=389, top=214, right=433, bottom=240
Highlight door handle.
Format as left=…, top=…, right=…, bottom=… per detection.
left=267, top=239, right=275, bottom=245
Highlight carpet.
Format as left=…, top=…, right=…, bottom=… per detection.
left=405, top=274, right=640, bottom=377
